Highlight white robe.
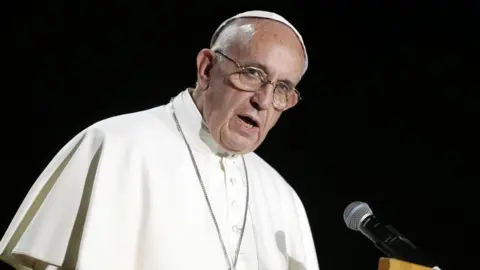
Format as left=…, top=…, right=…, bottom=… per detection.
left=0, top=89, right=319, bottom=270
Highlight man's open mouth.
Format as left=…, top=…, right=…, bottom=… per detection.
left=238, top=115, right=259, bottom=128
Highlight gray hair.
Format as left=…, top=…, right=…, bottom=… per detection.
left=210, top=20, right=258, bottom=55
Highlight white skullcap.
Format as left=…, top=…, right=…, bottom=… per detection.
left=210, top=10, right=309, bottom=75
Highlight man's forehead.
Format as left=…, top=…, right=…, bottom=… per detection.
left=247, top=21, right=305, bottom=56
left=234, top=40, right=305, bottom=86
left=211, top=10, right=308, bottom=75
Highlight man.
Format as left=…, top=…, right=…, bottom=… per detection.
left=0, top=10, right=318, bottom=270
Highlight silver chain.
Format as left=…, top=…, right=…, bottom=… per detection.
left=172, top=104, right=250, bottom=270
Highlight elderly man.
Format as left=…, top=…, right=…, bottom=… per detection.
left=0, top=10, right=318, bottom=270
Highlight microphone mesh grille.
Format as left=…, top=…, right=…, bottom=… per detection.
left=343, top=201, right=373, bottom=231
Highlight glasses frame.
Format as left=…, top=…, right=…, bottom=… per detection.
left=214, top=50, right=302, bottom=110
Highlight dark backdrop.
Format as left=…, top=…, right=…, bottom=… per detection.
left=2, top=1, right=473, bottom=270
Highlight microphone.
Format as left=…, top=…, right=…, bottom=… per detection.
left=343, top=201, right=441, bottom=269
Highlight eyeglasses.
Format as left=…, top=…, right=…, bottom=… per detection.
left=214, top=50, right=301, bottom=111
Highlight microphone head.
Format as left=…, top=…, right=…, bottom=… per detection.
left=343, top=201, right=373, bottom=231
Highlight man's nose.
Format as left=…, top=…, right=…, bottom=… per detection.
left=251, top=84, right=275, bottom=110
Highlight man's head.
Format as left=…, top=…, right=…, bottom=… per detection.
left=192, top=11, right=307, bottom=155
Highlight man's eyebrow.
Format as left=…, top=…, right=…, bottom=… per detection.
left=242, top=61, right=296, bottom=87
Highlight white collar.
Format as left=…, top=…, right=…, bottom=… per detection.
left=170, top=89, right=237, bottom=158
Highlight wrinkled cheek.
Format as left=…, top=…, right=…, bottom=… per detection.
left=226, top=115, right=235, bottom=129
left=223, top=118, right=240, bottom=140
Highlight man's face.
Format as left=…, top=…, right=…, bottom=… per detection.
left=196, top=21, right=305, bottom=154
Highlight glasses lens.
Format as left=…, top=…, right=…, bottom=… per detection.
left=237, top=68, right=264, bottom=90
left=228, top=66, right=300, bottom=110
left=273, top=89, right=288, bottom=110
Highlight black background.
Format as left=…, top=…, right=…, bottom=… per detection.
left=2, top=1, right=474, bottom=269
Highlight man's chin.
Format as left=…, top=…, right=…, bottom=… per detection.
left=218, top=129, right=259, bottom=154
left=221, top=138, right=256, bottom=155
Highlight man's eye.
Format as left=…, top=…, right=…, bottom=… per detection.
left=244, top=68, right=262, bottom=78
left=276, top=83, right=291, bottom=92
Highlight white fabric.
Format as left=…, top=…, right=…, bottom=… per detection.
left=211, top=10, right=309, bottom=75
left=0, top=89, right=319, bottom=270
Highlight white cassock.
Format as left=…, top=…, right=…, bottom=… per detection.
left=0, top=89, right=319, bottom=270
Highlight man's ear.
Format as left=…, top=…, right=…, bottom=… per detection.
left=285, top=91, right=299, bottom=110
left=196, top=49, right=215, bottom=90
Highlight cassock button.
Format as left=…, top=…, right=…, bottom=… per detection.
left=231, top=201, right=238, bottom=208
left=232, top=225, right=241, bottom=233
left=230, top=177, right=236, bottom=184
